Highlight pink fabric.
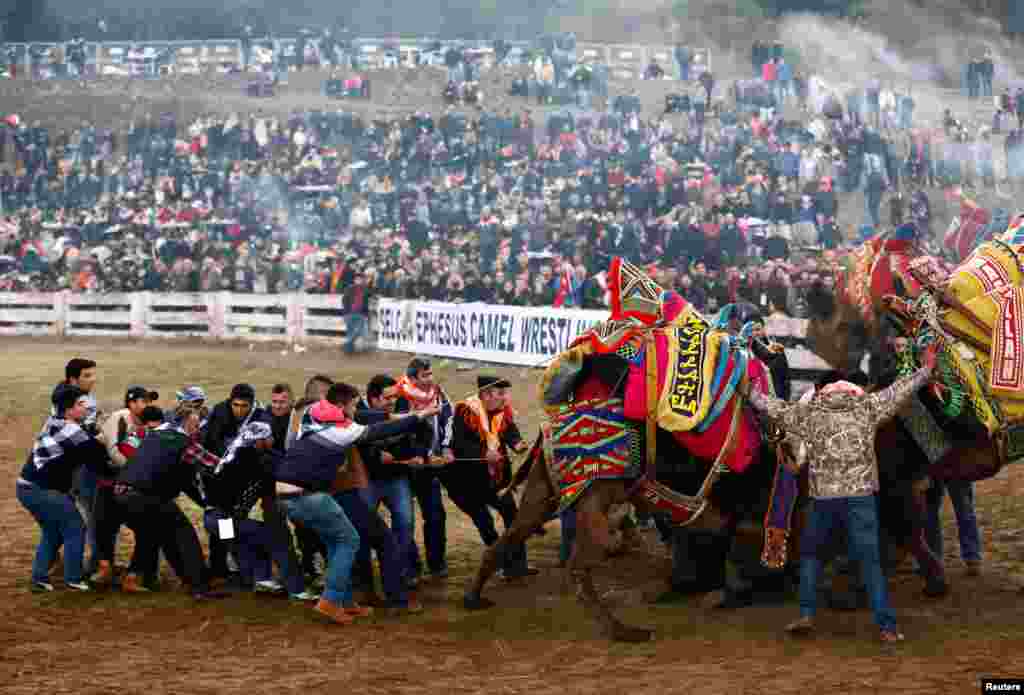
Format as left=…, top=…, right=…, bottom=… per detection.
left=799, top=388, right=816, bottom=404
left=747, top=355, right=772, bottom=397
left=818, top=380, right=865, bottom=398
left=623, top=332, right=672, bottom=422
left=310, top=399, right=352, bottom=425
left=623, top=335, right=762, bottom=472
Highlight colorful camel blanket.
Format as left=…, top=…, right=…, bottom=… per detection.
left=545, top=258, right=765, bottom=473
left=889, top=239, right=1024, bottom=435
left=761, top=461, right=800, bottom=570
left=543, top=398, right=642, bottom=514
left=835, top=235, right=923, bottom=325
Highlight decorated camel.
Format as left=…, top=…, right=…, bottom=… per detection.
left=801, top=220, right=1024, bottom=588
left=462, top=258, right=818, bottom=641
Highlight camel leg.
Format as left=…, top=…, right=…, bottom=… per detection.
left=908, top=478, right=949, bottom=597
left=570, top=484, right=653, bottom=642
left=464, top=458, right=556, bottom=610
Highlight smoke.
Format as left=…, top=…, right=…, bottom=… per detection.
left=776, top=3, right=1022, bottom=123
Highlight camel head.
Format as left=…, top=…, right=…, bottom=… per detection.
left=803, top=280, right=874, bottom=373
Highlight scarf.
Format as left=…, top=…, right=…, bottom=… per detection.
left=461, top=396, right=506, bottom=452
left=396, top=375, right=440, bottom=411
left=215, top=421, right=273, bottom=473
left=31, top=417, right=89, bottom=469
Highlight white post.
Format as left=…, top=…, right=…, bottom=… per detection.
left=209, top=292, right=227, bottom=340
left=131, top=292, right=148, bottom=337
left=286, top=292, right=303, bottom=345
left=54, top=290, right=68, bottom=337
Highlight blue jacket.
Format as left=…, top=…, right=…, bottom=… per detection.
left=275, top=416, right=423, bottom=492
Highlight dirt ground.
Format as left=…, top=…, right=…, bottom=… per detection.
left=0, top=337, right=1023, bottom=694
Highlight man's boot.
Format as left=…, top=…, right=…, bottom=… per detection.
left=121, top=573, right=151, bottom=594
left=92, top=560, right=113, bottom=589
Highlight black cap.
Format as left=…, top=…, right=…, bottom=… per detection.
left=125, top=386, right=150, bottom=404
left=477, top=375, right=511, bottom=391
left=230, top=383, right=257, bottom=403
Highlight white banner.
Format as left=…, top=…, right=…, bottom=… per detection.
left=375, top=299, right=831, bottom=373
left=375, top=299, right=609, bottom=367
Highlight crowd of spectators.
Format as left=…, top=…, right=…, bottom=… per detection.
left=0, top=38, right=1009, bottom=319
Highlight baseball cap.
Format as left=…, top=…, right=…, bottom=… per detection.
left=125, top=386, right=151, bottom=404
left=175, top=386, right=207, bottom=403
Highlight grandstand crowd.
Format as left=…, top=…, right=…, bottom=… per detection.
left=0, top=34, right=1014, bottom=324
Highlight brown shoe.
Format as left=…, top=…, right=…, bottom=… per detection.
left=386, top=598, right=425, bottom=616
left=315, top=598, right=354, bottom=625
left=92, top=560, right=113, bottom=588
left=785, top=616, right=815, bottom=635
left=966, top=560, right=982, bottom=577
left=344, top=603, right=374, bottom=618
left=121, top=573, right=151, bottom=594
left=880, top=629, right=905, bottom=643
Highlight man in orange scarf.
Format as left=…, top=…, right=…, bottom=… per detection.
left=444, top=376, right=534, bottom=607
left=395, top=357, right=454, bottom=583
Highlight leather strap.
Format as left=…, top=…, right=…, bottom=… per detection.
left=644, top=331, right=659, bottom=481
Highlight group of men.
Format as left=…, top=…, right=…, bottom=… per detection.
left=17, top=355, right=534, bottom=623
left=17, top=342, right=988, bottom=641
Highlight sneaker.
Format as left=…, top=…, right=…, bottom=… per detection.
left=784, top=616, right=815, bottom=635
left=254, top=579, right=286, bottom=594
left=192, top=591, right=230, bottom=601
left=289, top=591, right=319, bottom=603
left=31, top=581, right=55, bottom=594
left=343, top=603, right=374, bottom=618
left=314, top=597, right=354, bottom=625
left=66, top=582, right=93, bottom=592
left=880, top=629, right=905, bottom=643
left=385, top=598, right=425, bottom=616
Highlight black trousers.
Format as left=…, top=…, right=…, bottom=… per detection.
left=441, top=468, right=526, bottom=572
left=92, top=484, right=150, bottom=577
left=102, top=491, right=209, bottom=591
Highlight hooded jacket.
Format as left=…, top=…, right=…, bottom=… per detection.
left=748, top=367, right=930, bottom=499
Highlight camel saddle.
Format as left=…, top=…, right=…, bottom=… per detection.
left=538, top=258, right=765, bottom=525
left=888, top=236, right=1024, bottom=440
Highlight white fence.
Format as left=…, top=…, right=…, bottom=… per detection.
left=0, top=291, right=347, bottom=344
left=0, top=292, right=829, bottom=376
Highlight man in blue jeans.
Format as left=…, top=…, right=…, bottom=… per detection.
left=19, top=383, right=113, bottom=592
left=745, top=342, right=939, bottom=643
left=51, top=358, right=101, bottom=574
left=355, top=375, right=426, bottom=593
left=396, top=357, right=454, bottom=583
left=274, top=382, right=437, bottom=624
left=925, top=480, right=982, bottom=576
